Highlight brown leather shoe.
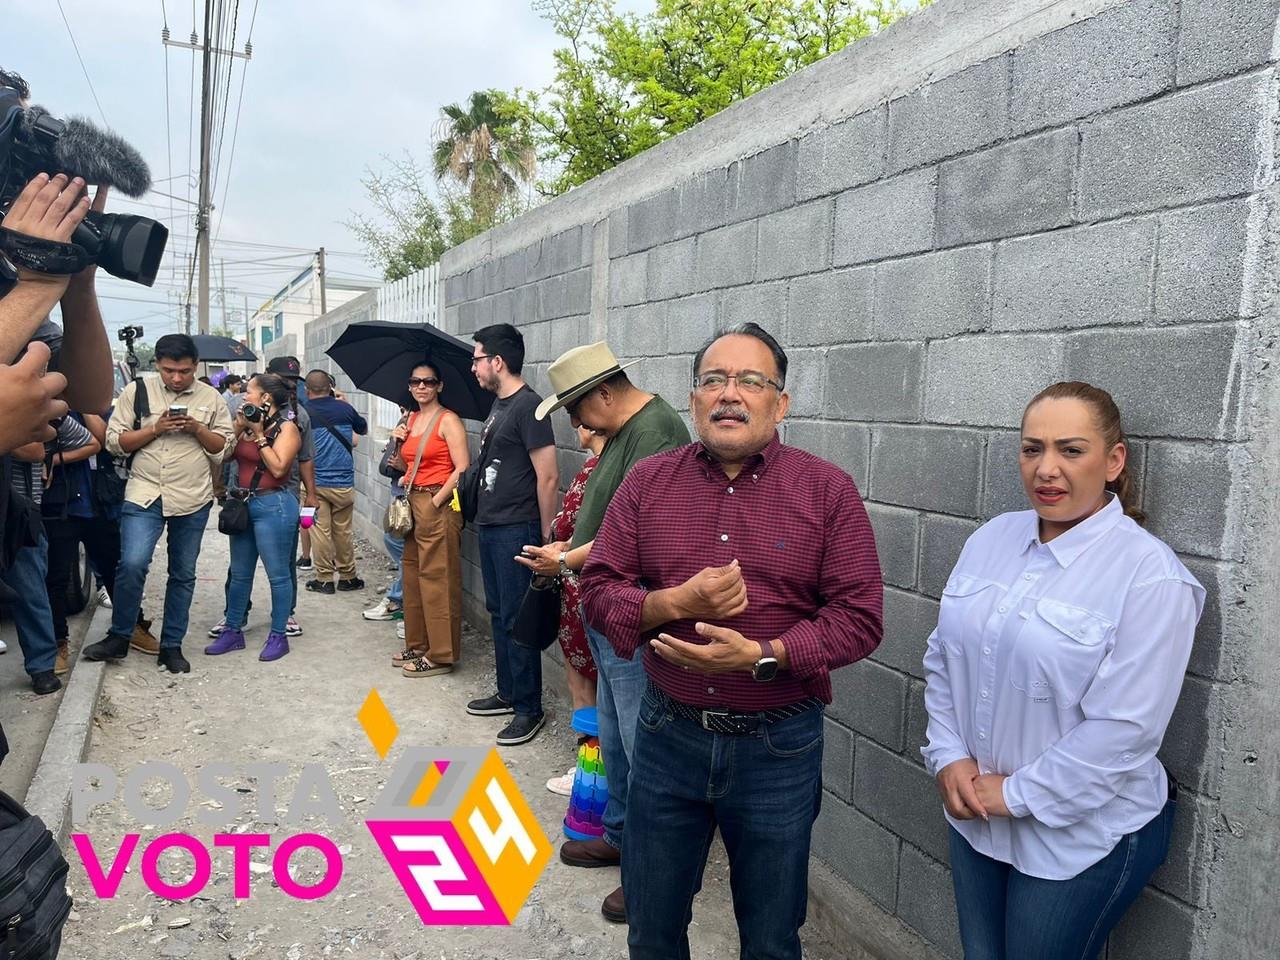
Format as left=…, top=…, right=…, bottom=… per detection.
left=130, top=623, right=160, bottom=655
left=602, top=885, right=626, bottom=924
left=560, top=837, right=620, bottom=868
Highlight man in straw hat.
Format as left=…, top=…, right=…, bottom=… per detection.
left=518, top=340, right=689, bottom=924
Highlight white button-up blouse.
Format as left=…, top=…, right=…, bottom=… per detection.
left=921, top=495, right=1204, bottom=880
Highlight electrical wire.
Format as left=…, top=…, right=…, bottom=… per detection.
left=55, top=0, right=108, bottom=125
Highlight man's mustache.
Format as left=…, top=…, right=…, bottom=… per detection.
left=711, top=406, right=749, bottom=423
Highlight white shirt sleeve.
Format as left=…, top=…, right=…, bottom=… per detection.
left=1002, top=576, right=1203, bottom=827
left=921, top=625, right=973, bottom=777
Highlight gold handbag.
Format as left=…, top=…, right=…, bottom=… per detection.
left=382, top=409, right=442, bottom=539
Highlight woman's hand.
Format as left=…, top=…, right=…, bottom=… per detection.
left=248, top=416, right=266, bottom=439
left=972, top=775, right=1010, bottom=818
left=935, top=758, right=989, bottom=821
left=391, top=422, right=409, bottom=442
left=514, top=542, right=566, bottom=576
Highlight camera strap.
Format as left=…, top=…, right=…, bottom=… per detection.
left=123, top=377, right=151, bottom=473
left=0, top=227, right=91, bottom=275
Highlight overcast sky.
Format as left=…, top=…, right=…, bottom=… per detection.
left=7, top=0, right=650, bottom=341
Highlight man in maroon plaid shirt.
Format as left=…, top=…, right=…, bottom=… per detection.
left=581, top=323, right=884, bottom=959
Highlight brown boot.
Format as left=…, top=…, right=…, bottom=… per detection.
left=560, top=837, right=621, bottom=868
left=130, top=623, right=160, bottom=655
left=602, top=885, right=626, bottom=924
left=54, top=641, right=70, bottom=677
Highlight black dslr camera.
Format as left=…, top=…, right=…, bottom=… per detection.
left=0, top=78, right=167, bottom=286
left=241, top=403, right=265, bottom=423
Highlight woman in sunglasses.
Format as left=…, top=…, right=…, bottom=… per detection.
left=389, top=361, right=470, bottom=677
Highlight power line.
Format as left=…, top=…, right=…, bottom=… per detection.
left=56, top=0, right=108, bottom=125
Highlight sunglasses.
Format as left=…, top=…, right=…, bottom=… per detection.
left=408, top=377, right=441, bottom=388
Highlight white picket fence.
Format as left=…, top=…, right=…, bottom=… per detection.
left=371, top=263, right=441, bottom=433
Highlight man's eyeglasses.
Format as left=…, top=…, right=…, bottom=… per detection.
left=470, top=354, right=495, bottom=368
left=693, top=371, right=783, bottom=395
left=408, top=377, right=441, bottom=388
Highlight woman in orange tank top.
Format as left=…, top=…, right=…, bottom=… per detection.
left=388, top=361, right=470, bottom=676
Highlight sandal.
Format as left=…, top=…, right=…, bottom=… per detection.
left=402, top=656, right=453, bottom=678
left=392, top=647, right=416, bottom=667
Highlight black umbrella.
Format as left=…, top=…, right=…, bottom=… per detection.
left=325, top=320, right=494, bottom=422
left=191, top=334, right=257, bottom=363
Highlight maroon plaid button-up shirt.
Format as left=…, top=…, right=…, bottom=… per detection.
left=581, top=433, right=883, bottom=709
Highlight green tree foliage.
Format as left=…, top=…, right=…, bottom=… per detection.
left=432, top=90, right=538, bottom=226
left=346, top=153, right=450, bottom=281
left=529, top=0, right=924, bottom=194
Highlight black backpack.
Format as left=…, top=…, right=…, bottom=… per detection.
left=0, top=791, right=72, bottom=960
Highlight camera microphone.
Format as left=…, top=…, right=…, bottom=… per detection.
left=26, top=106, right=151, bottom=197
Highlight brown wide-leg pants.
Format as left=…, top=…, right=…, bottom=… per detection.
left=401, top=489, right=463, bottom=664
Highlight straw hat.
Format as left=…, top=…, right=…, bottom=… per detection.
left=535, top=342, right=641, bottom=420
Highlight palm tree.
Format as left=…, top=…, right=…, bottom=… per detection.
left=432, top=91, right=537, bottom=226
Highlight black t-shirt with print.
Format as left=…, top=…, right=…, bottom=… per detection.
left=476, top=384, right=555, bottom=527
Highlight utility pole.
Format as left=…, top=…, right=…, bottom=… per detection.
left=317, top=247, right=328, bottom=316
left=162, top=11, right=252, bottom=336
left=244, top=295, right=251, bottom=348
left=219, top=257, right=227, bottom=331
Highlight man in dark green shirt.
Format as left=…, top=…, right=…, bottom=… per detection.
left=521, top=341, right=689, bottom=923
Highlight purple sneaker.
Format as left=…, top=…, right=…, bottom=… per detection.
left=259, top=631, right=290, bottom=662
left=204, top=627, right=245, bottom=655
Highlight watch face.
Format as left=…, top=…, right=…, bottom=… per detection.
left=753, top=658, right=779, bottom=682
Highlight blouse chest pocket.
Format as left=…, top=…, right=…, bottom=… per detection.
left=1010, top=598, right=1113, bottom=708
left=938, top=575, right=1002, bottom=659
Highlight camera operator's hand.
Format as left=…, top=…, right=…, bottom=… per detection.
left=0, top=341, right=69, bottom=452
left=2, top=174, right=90, bottom=278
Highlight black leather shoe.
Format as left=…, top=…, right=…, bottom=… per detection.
left=305, top=579, right=335, bottom=595
left=602, top=885, right=627, bottom=924
left=157, top=647, right=191, bottom=674
left=496, top=713, right=545, bottom=746
left=336, top=577, right=365, bottom=591
left=82, top=635, right=130, bottom=662
left=466, top=694, right=514, bottom=717
left=560, top=838, right=621, bottom=868
left=30, top=671, right=61, bottom=696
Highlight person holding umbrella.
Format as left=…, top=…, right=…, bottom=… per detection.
left=387, top=361, right=470, bottom=677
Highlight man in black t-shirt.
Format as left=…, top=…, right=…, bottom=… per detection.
left=465, top=323, right=559, bottom=746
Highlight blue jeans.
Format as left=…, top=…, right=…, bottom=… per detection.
left=384, top=531, right=404, bottom=605
left=226, top=492, right=300, bottom=635
left=948, top=799, right=1176, bottom=960
left=110, top=499, right=212, bottom=649
left=584, top=620, right=648, bottom=850
left=623, top=684, right=824, bottom=960
left=477, top=521, right=542, bottom=717
left=1, top=533, right=57, bottom=676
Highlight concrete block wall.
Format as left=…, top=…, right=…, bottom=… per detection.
left=302, top=1, right=1277, bottom=957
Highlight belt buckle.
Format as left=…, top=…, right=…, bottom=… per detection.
left=700, top=709, right=730, bottom=732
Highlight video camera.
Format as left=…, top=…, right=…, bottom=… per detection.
left=0, top=77, right=168, bottom=286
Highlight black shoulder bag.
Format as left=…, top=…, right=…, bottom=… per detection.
left=457, top=410, right=504, bottom=527
left=94, top=378, right=148, bottom=512
left=0, top=790, right=73, bottom=960
left=218, top=423, right=278, bottom=535
left=307, top=405, right=353, bottom=455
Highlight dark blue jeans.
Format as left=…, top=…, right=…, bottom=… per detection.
left=0, top=533, right=57, bottom=676
left=109, top=499, right=212, bottom=649
left=948, top=799, right=1176, bottom=960
left=477, top=521, right=542, bottom=718
left=623, top=684, right=824, bottom=960
left=584, top=620, right=648, bottom=850
left=226, top=491, right=299, bottom=634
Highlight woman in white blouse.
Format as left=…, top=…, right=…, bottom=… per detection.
left=922, top=382, right=1203, bottom=960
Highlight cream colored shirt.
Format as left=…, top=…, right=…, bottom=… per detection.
left=106, top=376, right=234, bottom=516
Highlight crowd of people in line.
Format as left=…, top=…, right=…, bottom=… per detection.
left=0, top=116, right=1205, bottom=960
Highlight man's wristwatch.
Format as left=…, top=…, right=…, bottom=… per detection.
left=752, top=639, right=779, bottom=682
left=558, top=551, right=569, bottom=577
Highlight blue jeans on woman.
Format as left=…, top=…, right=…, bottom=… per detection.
left=623, top=683, right=824, bottom=960
left=583, top=620, right=647, bottom=851
left=384, top=530, right=404, bottom=605
left=948, top=798, right=1176, bottom=960
left=225, top=491, right=300, bottom=634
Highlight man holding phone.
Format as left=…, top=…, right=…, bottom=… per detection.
left=83, top=334, right=234, bottom=673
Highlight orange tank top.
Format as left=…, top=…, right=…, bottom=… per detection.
left=402, top=410, right=454, bottom=487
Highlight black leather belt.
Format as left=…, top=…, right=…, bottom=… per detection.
left=650, top=683, right=823, bottom=736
